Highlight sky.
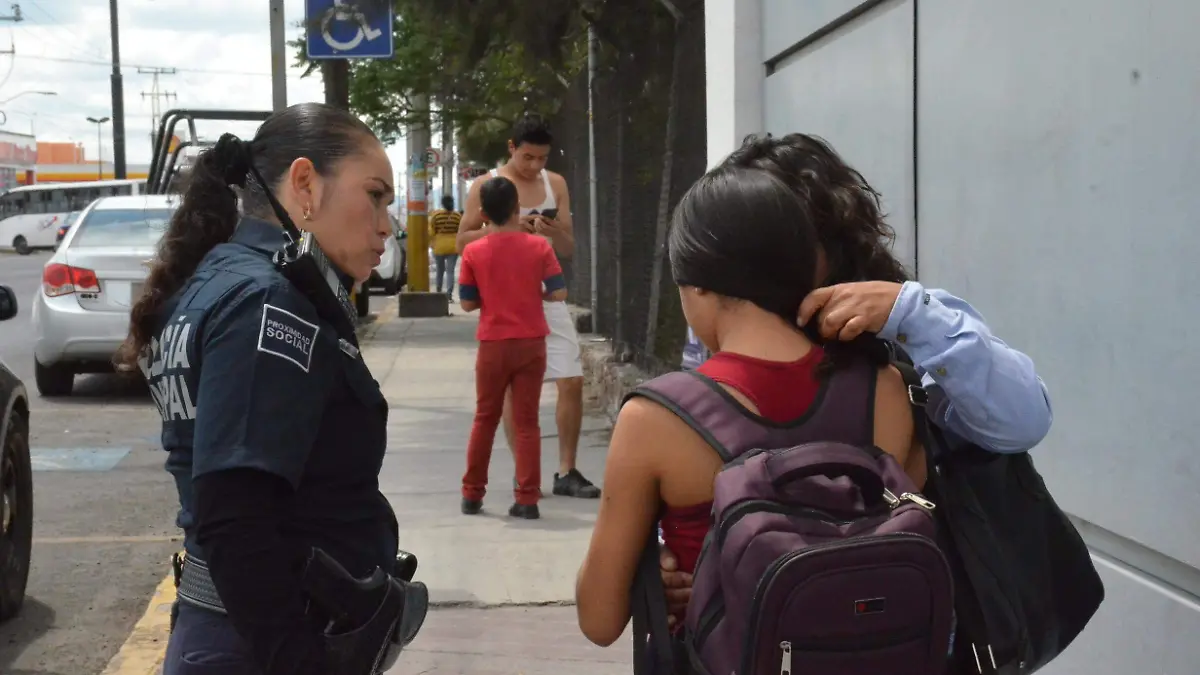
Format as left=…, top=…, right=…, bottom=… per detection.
left=0, top=0, right=416, bottom=172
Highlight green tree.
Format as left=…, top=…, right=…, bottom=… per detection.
left=292, top=0, right=590, bottom=165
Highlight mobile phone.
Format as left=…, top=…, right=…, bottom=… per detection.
left=537, top=208, right=558, bottom=221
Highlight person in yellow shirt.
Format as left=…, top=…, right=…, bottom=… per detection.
left=429, top=196, right=463, bottom=298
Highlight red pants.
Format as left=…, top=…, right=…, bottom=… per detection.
left=462, top=337, right=546, bottom=506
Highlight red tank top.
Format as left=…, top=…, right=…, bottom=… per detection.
left=659, top=346, right=825, bottom=575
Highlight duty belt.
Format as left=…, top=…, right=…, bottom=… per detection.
left=175, top=553, right=228, bottom=614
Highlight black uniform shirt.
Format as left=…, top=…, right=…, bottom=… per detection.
left=146, top=217, right=397, bottom=578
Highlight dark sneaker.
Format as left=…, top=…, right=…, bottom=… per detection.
left=461, top=498, right=482, bottom=515
left=553, top=469, right=601, bottom=498
left=513, top=477, right=543, bottom=498
left=508, top=503, right=540, bottom=520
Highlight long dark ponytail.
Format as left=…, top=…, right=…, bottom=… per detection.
left=116, top=102, right=376, bottom=370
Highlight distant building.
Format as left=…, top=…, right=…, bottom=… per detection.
left=25, top=141, right=149, bottom=184
left=0, top=130, right=37, bottom=191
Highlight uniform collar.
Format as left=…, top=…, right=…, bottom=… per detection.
left=230, top=216, right=356, bottom=291
left=230, top=216, right=290, bottom=254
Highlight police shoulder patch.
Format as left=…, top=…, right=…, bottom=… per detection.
left=257, top=303, right=320, bottom=372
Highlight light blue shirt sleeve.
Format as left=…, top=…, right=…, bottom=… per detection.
left=878, top=281, right=1053, bottom=453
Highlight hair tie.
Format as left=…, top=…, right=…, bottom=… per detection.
left=212, top=133, right=251, bottom=188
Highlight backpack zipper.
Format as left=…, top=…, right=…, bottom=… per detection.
left=740, top=533, right=946, bottom=674
left=779, top=640, right=792, bottom=675
left=716, top=499, right=883, bottom=549
left=882, top=488, right=937, bottom=511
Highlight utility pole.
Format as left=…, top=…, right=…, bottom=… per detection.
left=139, top=66, right=176, bottom=145
left=268, top=0, right=287, bottom=111
left=108, top=0, right=127, bottom=179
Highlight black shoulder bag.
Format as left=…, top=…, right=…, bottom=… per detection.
left=893, top=355, right=1105, bottom=674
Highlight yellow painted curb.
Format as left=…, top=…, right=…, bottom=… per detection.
left=100, top=572, right=176, bottom=675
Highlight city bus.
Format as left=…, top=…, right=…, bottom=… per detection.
left=0, top=179, right=146, bottom=254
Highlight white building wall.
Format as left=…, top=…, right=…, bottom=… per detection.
left=706, top=1, right=1200, bottom=672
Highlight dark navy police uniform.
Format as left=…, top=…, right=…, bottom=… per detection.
left=145, top=217, right=398, bottom=674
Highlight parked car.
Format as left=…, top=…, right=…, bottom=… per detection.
left=0, top=284, right=33, bottom=623
left=365, top=214, right=406, bottom=296
left=53, top=210, right=83, bottom=249
left=355, top=215, right=408, bottom=317
left=31, top=195, right=176, bottom=396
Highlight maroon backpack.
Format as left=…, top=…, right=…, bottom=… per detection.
left=625, top=358, right=954, bottom=675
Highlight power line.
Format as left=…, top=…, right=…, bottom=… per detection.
left=22, top=0, right=107, bottom=62
left=12, top=53, right=302, bottom=78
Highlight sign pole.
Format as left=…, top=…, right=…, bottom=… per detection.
left=269, top=0, right=288, bottom=111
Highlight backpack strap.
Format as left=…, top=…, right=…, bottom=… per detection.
left=630, top=527, right=675, bottom=675
left=623, top=370, right=738, bottom=462
left=623, top=360, right=877, bottom=463
left=889, top=350, right=960, bottom=465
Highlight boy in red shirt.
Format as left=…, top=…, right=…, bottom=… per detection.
left=458, top=176, right=568, bottom=519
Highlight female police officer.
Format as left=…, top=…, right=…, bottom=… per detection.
left=117, top=102, right=426, bottom=675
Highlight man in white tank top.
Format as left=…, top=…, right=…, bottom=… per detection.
left=456, top=114, right=601, bottom=499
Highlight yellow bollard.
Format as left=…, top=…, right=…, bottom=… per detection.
left=406, top=165, right=430, bottom=292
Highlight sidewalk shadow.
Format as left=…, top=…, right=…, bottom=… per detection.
left=0, top=597, right=59, bottom=675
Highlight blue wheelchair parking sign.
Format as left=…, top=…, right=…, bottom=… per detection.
left=305, top=0, right=394, bottom=59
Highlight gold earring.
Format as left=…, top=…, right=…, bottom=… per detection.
left=302, top=204, right=312, bottom=221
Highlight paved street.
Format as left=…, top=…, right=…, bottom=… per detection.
left=0, top=250, right=181, bottom=675
left=0, top=252, right=628, bottom=673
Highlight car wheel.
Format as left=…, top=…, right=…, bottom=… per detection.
left=34, top=360, right=74, bottom=397
left=0, top=409, right=32, bottom=623
left=12, top=236, right=29, bottom=256
left=354, top=288, right=370, bottom=318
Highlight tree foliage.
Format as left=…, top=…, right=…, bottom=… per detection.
left=292, top=0, right=593, bottom=165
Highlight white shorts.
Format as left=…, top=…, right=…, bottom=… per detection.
left=543, top=301, right=583, bottom=381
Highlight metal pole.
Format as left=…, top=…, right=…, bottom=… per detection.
left=586, top=25, right=600, bottom=324
left=269, top=0, right=288, bottom=111
left=405, top=96, right=430, bottom=292
left=108, top=0, right=126, bottom=179
left=440, top=114, right=453, bottom=207
left=96, top=123, right=102, bottom=179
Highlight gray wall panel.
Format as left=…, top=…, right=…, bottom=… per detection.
left=917, top=0, right=1200, bottom=570
left=763, top=0, right=916, bottom=271
left=762, top=0, right=864, bottom=60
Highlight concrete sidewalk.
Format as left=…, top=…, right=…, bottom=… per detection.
left=362, top=303, right=631, bottom=673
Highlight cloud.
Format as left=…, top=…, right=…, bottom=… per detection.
left=0, top=0, right=347, bottom=165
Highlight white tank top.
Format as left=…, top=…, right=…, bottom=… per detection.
left=489, top=168, right=556, bottom=216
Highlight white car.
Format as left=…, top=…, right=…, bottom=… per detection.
left=366, top=214, right=406, bottom=296
left=356, top=215, right=407, bottom=316
left=31, top=195, right=176, bottom=396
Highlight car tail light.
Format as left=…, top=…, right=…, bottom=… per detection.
left=43, top=263, right=100, bottom=297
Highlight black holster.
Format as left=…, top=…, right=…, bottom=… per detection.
left=301, top=548, right=429, bottom=675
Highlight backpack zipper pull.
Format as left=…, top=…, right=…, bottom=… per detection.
left=900, top=492, right=937, bottom=510
left=779, top=640, right=792, bottom=675
left=882, top=489, right=901, bottom=507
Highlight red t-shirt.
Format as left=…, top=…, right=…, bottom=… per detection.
left=458, top=231, right=565, bottom=341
